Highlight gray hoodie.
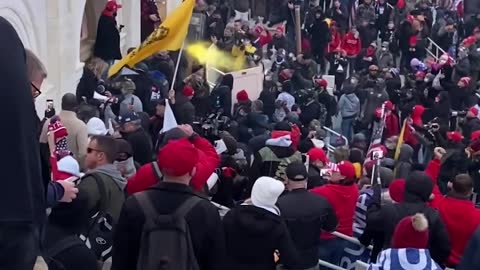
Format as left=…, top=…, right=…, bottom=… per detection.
left=90, top=163, right=127, bottom=190
left=394, top=144, right=414, bottom=179
left=338, top=93, right=360, bottom=118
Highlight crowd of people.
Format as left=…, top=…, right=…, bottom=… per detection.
left=3, top=0, right=480, bottom=269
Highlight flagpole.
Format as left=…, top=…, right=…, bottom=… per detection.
left=170, top=40, right=186, bottom=91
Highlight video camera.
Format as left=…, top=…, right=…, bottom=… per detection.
left=192, top=111, right=231, bottom=142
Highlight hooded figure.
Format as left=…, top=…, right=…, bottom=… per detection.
left=0, top=17, right=46, bottom=269
left=338, top=85, right=360, bottom=142
left=211, top=74, right=233, bottom=117
left=394, top=144, right=414, bottom=179
left=94, top=1, right=122, bottom=62
left=361, top=171, right=450, bottom=264
left=223, top=177, right=298, bottom=270
left=368, top=213, right=442, bottom=270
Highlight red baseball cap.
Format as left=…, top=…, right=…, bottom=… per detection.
left=336, top=161, right=356, bottom=179
left=308, top=148, right=328, bottom=163
left=106, top=0, right=122, bottom=11
left=447, top=131, right=464, bottom=142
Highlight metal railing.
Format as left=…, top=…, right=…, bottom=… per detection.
left=427, top=37, right=448, bottom=61
left=322, top=126, right=349, bottom=156
left=316, top=231, right=372, bottom=270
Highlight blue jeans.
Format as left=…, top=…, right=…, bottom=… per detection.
left=318, top=238, right=348, bottom=270
left=341, top=116, right=355, bottom=143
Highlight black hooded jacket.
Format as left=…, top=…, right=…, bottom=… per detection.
left=361, top=171, right=450, bottom=265
left=211, top=74, right=233, bottom=117
left=94, top=14, right=122, bottom=61
left=223, top=205, right=298, bottom=270
left=0, top=18, right=45, bottom=226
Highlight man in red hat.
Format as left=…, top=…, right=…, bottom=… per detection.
left=310, top=161, right=359, bottom=266
left=94, top=0, right=123, bottom=63
left=267, top=25, right=288, bottom=57
left=112, top=138, right=226, bottom=270
left=433, top=174, right=480, bottom=268
left=461, top=106, right=480, bottom=142
left=174, top=86, right=195, bottom=125
left=361, top=171, right=450, bottom=265
left=127, top=124, right=219, bottom=195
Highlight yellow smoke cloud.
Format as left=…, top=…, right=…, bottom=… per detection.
left=186, top=42, right=247, bottom=72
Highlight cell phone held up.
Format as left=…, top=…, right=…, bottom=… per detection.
left=46, top=99, right=54, bottom=111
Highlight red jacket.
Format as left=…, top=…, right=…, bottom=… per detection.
left=328, top=30, right=342, bottom=53
left=384, top=113, right=400, bottom=139
left=438, top=198, right=480, bottom=266
left=126, top=136, right=220, bottom=194
left=404, top=105, right=425, bottom=146
left=341, top=32, right=361, bottom=57
left=311, top=183, right=359, bottom=238
left=424, top=158, right=443, bottom=208
left=256, top=31, right=272, bottom=48
left=425, top=158, right=480, bottom=266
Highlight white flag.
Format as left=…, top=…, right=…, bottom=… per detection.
left=161, top=99, right=178, bottom=133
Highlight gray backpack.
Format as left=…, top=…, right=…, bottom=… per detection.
left=135, top=193, right=202, bottom=270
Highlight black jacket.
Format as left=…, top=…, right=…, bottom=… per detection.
left=0, top=17, right=45, bottom=225
left=361, top=192, right=450, bottom=265
left=76, top=67, right=99, bottom=103
left=277, top=189, right=338, bottom=269
left=121, top=129, right=153, bottom=165
left=94, top=14, right=122, bottom=61
left=462, top=117, right=480, bottom=142
left=223, top=205, right=298, bottom=270
left=174, top=94, right=195, bottom=125
left=111, top=183, right=225, bottom=270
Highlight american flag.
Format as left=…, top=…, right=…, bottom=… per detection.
left=364, top=103, right=387, bottom=166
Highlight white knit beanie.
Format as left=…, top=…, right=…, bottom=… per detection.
left=87, top=117, right=108, bottom=135
left=251, top=177, right=285, bottom=214
left=57, top=155, right=81, bottom=177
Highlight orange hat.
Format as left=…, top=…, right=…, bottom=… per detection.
left=158, top=138, right=199, bottom=177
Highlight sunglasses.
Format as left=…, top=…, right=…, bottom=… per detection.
left=87, top=147, right=104, bottom=154
left=31, top=83, right=42, bottom=98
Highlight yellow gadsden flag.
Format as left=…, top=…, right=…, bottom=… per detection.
left=108, top=0, right=195, bottom=77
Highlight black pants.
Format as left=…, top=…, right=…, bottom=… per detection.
left=0, top=224, right=37, bottom=270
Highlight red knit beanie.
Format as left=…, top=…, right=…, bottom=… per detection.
left=182, top=85, right=195, bottom=97
left=389, top=179, right=406, bottom=203
left=158, top=138, right=199, bottom=177
left=392, top=213, right=429, bottom=249
left=236, top=90, right=249, bottom=102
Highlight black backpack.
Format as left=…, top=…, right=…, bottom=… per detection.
left=79, top=173, right=116, bottom=263
left=135, top=192, right=202, bottom=270
left=45, top=236, right=86, bottom=270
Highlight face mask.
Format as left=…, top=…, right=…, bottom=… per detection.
left=382, top=47, right=387, bottom=52
left=388, top=24, right=394, bottom=29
